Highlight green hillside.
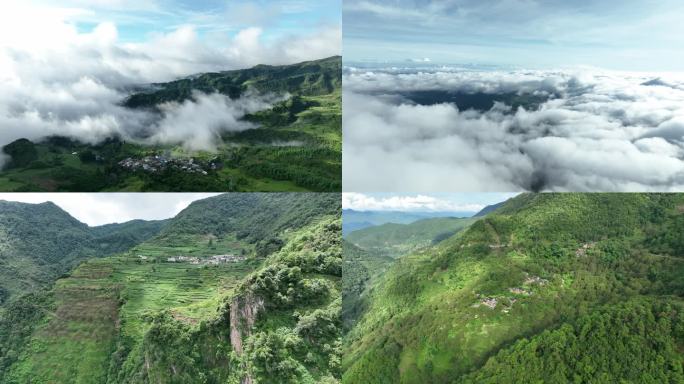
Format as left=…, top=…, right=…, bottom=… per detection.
left=0, top=193, right=341, bottom=383
left=342, top=241, right=393, bottom=331
left=0, top=57, right=341, bottom=192
left=0, top=201, right=167, bottom=304
left=346, top=217, right=476, bottom=259
left=343, top=217, right=475, bottom=335
left=343, top=193, right=684, bottom=384
left=124, top=56, right=341, bottom=108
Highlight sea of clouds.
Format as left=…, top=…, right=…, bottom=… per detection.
left=343, top=67, right=684, bottom=192
left=0, top=7, right=340, bottom=159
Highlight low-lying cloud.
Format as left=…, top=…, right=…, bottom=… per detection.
left=343, top=67, right=684, bottom=192
left=149, top=91, right=289, bottom=151
left=0, top=9, right=340, bottom=153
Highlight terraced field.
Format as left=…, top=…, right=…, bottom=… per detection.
left=6, top=252, right=260, bottom=383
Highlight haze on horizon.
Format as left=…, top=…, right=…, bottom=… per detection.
left=343, top=0, right=684, bottom=71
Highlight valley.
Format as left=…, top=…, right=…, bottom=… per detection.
left=0, top=193, right=342, bottom=384
left=0, top=57, right=341, bottom=193
left=343, top=193, right=684, bottom=383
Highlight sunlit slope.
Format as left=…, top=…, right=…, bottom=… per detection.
left=343, top=193, right=684, bottom=384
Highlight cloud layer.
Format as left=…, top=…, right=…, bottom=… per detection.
left=343, top=68, right=684, bottom=192
left=343, top=0, right=684, bottom=70
left=342, top=192, right=487, bottom=212
left=0, top=2, right=340, bottom=151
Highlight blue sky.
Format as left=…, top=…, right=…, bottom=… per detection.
left=35, top=0, right=340, bottom=43
left=343, top=192, right=519, bottom=213
left=343, top=0, right=684, bottom=71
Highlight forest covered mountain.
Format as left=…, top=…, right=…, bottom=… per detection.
left=0, top=201, right=167, bottom=305
left=342, top=216, right=477, bottom=334
left=0, top=193, right=341, bottom=383
left=343, top=193, right=684, bottom=383
left=345, top=217, right=475, bottom=259
left=0, top=57, right=341, bottom=193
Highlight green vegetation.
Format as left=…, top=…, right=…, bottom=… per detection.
left=346, top=217, right=475, bottom=259
left=0, top=193, right=341, bottom=383
left=342, top=241, right=393, bottom=331
left=0, top=201, right=167, bottom=304
left=0, top=57, right=341, bottom=192
left=342, top=216, right=475, bottom=334
left=341, top=210, right=473, bottom=236
left=343, top=193, right=684, bottom=383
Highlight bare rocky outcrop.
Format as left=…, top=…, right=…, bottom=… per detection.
left=229, top=292, right=264, bottom=355
left=229, top=292, right=264, bottom=384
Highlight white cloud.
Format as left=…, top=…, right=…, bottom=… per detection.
left=0, top=193, right=220, bottom=226
left=343, top=68, right=684, bottom=192
left=149, top=91, right=289, bottom=151
left=342, top=192, right=485, bottom=212
left=0, top=3, right=340, bottom=151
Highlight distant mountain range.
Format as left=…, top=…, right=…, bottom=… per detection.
left=0, top=200, right=167, bottom=303
left=342, top=209, right=477, bottom=236
left=125, top=56, right=341, bottom=108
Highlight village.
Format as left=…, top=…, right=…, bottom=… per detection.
left=137, top=254, right=247, bottom=265
left=118, top=155, right=223, bottom=175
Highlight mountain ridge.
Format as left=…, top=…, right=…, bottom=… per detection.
left=343, top=193, right=684, bottom=383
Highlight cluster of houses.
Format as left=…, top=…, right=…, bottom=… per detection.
left=164, top=254, right=247, bottom=265
left=118, top=155, right=214, bottom=175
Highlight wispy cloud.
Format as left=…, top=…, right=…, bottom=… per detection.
left=343, top=0, right=684, bottom=70
left=342, top=192, right=489, bottom=212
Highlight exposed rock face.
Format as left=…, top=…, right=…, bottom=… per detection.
left=229, top=293, right=264, bottom=355
left=229, top=292, right=264, bottom=384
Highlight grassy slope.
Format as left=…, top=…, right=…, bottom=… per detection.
left=0, top=201, right=167, bottom=304
left=0, top=57, right=341, bottom=192
left=343, top=193, right=684, bottom=383
left=4, top=234, right=260, bottom=383
left=343, top=217, right=476, bottom=331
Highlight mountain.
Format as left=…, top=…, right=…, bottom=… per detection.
left=342, top=209, right=475, bottom=236
left=345, top=217, right=476, bottom=259
left=473, top=200, right=507, bottom=217
left=124, top=56, right=341, bottom=108
left=0, top=201, right=167, bottom=304
left=343, top=193, right=684, bottom=383
left=0, top=193, right=341, bottom=384
left=342, top=241, right=393, bottom=331
left=0, top=57, right=341, bottom=192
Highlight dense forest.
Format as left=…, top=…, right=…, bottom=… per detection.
left=0, top=193, right=341, bottom=383
left=0, top=57, right=341, bottom=192
left=343, top=193, right=684, bottom=383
